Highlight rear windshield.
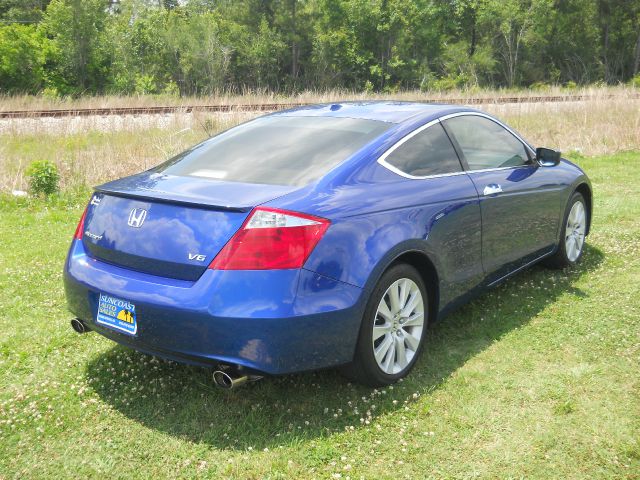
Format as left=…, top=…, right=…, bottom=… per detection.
left=154, top=116, right=391, bottom=186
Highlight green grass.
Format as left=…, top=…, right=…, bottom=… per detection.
left=1, top=152, right=639, bottom=479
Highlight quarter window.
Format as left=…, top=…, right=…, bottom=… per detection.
left=383, top=123, right=462, bottom=177
left=444, top=115, right=530, bottom=170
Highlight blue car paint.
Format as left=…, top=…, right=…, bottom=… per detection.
left=82, top=192, right=251, bottom=280
left=65, top=240, right=364, bottom=374
left=64, top=101, right=592, bottom=375
left=273, top=101, right=460, bottom=124
left=466, top=165, right=565, bottom=281
left=298, top=174, right=484, bottom=305
left=97, top=172, right=298, bottom=210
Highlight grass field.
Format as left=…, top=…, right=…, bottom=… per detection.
left=0, top=150, right=638, bottom=479
left=1, top=86, right=639, bottom=193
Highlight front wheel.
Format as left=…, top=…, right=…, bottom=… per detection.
left=544, top=191, right=587, bottom=269
left=341, top=263, right=428, bottom=387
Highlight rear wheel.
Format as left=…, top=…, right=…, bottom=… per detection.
left=342, top=263, right=427, bottom=387
left=544, top=192, right=587, bottom=269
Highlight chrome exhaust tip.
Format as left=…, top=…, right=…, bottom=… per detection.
left=212, top=369, right=262, bottom=389
left=213, top=370, right=248, bottom=389
left=70, top=318, right=88, bottom=334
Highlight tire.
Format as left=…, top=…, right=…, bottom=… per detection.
left=341, top=263, right=428, bottom=387
left=544, top=191, right=588, bottom=269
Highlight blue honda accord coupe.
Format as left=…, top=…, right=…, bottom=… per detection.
left=64, top=102, right=592, bottom=387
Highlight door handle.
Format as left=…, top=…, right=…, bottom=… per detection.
left=483, top=184, right=503, bottom=196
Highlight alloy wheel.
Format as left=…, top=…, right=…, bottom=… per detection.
left=565, top=200, right=586, bottom=262
left=372, top=278, right=425, bottom=374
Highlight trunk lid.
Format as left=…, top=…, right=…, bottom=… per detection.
left=81, top=172, right=297, bottom=280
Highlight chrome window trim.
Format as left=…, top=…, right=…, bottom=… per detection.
left=376, top=111, right=536, bottom=180
left=376, top=119, right=467, bottom=180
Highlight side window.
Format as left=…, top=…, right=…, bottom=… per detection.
left=384, top=123, right=462, bottom=177
left=444, top=116, right=530, bottom=170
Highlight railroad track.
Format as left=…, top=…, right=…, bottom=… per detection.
left=1, top=93, right=637, bottom=119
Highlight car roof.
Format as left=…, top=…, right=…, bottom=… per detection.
left=273, top=101, right=474, bottom=124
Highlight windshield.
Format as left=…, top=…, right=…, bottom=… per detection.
left=154, top=116, right=391, bottom=186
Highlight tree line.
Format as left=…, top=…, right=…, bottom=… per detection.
left=1, top=0, right=639, bottom=96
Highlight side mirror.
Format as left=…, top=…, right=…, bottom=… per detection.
left=536, top=147, right=561, bottom=167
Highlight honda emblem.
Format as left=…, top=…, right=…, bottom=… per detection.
left=127, top=208, right=147, bottom=228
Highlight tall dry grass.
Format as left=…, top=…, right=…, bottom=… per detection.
left=0, top=85, right=636, bottom=111
left=0, top=89, right=638, bottom=193
left=486, top=97, right=640, bottom=155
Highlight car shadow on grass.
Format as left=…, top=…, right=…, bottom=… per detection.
left=86, top=245, right=604, bottom=450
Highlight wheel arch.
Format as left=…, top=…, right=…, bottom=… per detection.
left=574, top=182, right=592, bottom=235
left=389, top=251, right=440, bottom=326
left=340, top=247, right=440, bottom=385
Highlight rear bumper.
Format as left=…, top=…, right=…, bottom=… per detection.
left=64, top=240, right=364, bottom=375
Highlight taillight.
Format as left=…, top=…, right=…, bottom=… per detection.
left=73, top=206, right=88, bottom=240
left=209, top=207, right=330, bottom=270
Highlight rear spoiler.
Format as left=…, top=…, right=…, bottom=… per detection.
left=94, top=172, right=298, bottom=212
left=93, top=187, right=252, bottom=212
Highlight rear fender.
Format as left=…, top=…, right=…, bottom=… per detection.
left=360, top=240, right=443, bottom=302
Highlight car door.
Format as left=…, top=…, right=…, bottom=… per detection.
left=442, top=113, right=564, bottom=283
left=378, top=120, right=484, bottom=307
